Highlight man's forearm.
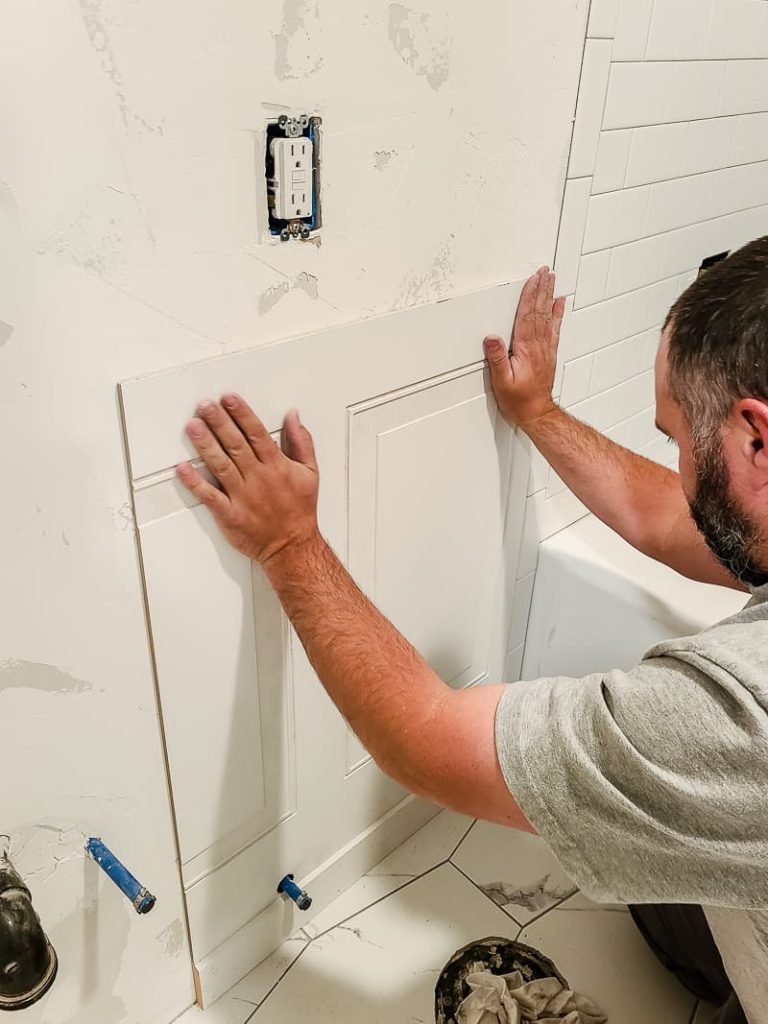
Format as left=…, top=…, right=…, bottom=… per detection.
left=263, top=533, right=451, bottom=794
left=522, top=406, right=685, bottom=561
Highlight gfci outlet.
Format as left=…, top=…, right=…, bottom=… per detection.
left=266, top=113, right=322, bottom=242
left=270, top=137, right=313, bottom=219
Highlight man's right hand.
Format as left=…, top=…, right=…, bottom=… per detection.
left=484, top=267, right=566, bottom=429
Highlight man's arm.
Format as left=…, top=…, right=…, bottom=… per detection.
left=176, top=397, right=533, bottom=832
left=484, top=269, right=746, bottom=592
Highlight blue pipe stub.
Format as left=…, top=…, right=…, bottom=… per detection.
left=277, top=874, right=312, bottom=911
left=86, top=838, right=157, bottom=915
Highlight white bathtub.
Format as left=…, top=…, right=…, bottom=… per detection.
left=522, top=515, right=747, bottom=680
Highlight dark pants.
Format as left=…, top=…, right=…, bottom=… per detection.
left=629, top=904, right=747, bottom=1024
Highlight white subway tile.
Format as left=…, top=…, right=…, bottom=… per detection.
left=569, top=40, right=614, bottom=178
left=546, top=467, right=568, bottom=499
left=639, top=433, right=675, bottom=468
left=606, top=235, right=664, bottom=297
left=604, top=62, right=675, bottom=129
left=562, top=292, right=632, bottom=360
left=706, top=161, right=768, bottom=220
left=583, top=185, right=650, bottom=252
left=720, top=60, right=768, bottom=117
left=707, top=0, right=768, bottom=60
left=590, top=331, right=651, bottom=394
left=517, top=498, right=542, bottom=578
left=660, top=219, right=722, bottom=279
left=729, top=204, right=768, bottom=249
left=666, top=61, right=728, bottom=124
left=560, top=354, right=595, bottom=406
left=554, top=177, right=593, bottom=295
left=527, top=442, right=549, bottom=496
left=527, top=487, right=588, bottom=545
left=604, top=419, right=634, bottom=448
left=508, top=572, right=536, bottom=651
left=732, top=113, right=768, bottom=166
left=592, top=130, right=633, bottom=194
left=644, top=173, right=708, bottom=237
left=625, top=122, right=685, bottom=188
left=575, top=249, right=612, bottom=308
left=570, top=369, right=654, bottom=432
left=588, top=0, right=619, bottom=39
left=644, top=0, right=714, bottom=61
left=681, top=117, right=738, bottom=178
left=552, top=295, right=575, bottom=400
left=625, top=275, right=681, bottom=337
left=503, top=644, right=525, bottom=685
left=642, top=328, right=661, bottom=371
left=613, top=0, right=655, bottom=61
left=624, top=406, right=662, bottom=450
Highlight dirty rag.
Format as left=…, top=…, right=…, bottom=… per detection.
left=456, top=969, right=607, bottom=1024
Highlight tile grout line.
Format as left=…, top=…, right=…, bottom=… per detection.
left=447, top=818, right=478, bottom=862
left=448, top=859, right=525, bottom=932
left=242, top=940, right=313, bottom=1022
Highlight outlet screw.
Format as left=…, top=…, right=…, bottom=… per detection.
left=280, top=228, right=291, bottom=242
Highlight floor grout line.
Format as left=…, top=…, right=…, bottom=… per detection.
left=242, top=940, right=313, bottom=1022
left=449, top=859, right=525, bottom=931
left=447, top=817, right=478, bottom=862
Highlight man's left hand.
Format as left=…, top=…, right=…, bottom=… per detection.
left=176, top=394, right=320, bottom=565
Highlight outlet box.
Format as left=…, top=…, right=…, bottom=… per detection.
left=265, top=114, right=322, bottom=242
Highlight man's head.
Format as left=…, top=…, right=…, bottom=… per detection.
left=655, top=235, right=768, bottom=587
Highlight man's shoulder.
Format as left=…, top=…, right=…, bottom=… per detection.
left=643, top=597, right=768, bottom=687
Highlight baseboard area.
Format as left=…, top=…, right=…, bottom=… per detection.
left=192, top=795, right=441, bottom=1007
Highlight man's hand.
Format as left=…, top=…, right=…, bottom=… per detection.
left=484, top=266, right=566, bottom=428
left=176, top=394, right=320, bottom=565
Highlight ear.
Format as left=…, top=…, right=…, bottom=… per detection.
left=732, top=398, right=768, bottom=470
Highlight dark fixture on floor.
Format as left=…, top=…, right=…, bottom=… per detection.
left=0, top=842, right=58, bottom=1012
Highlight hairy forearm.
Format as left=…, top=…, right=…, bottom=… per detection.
left=522, top=406, right=685, bottom=560
left=263, top=533, right=451, bottom=794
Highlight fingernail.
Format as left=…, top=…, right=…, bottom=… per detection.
left=221, top=394, right=238, bottom=409
left=187, top=420, right=205, bottom=438
left=484, top=337, right=503, bottom=352
left=198, top=400, right=214, bottom=414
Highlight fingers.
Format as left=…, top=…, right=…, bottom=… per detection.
left=483, top=335, right=514, bottom=390
left=512, top=270, right=542, bottom=338
left=185, top=418, right=243, bottom=492
left=282, top=409, right=318, bottom=469
left=197, top=400, right=257, bottom=477
left=176, top=460, right=231, bottom=516
left=534, top=268, right=554, bottom=324
left=220, top=393, right=278, bottom=462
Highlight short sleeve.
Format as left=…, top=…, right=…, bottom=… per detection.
left=494, top=652, right=768, bottom=907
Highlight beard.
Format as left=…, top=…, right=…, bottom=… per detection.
left=689, top=437, right=768, bottom=588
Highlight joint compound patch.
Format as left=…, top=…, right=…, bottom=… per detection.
left=387, top=4, right=451, bottom=90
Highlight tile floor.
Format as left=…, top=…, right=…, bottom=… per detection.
left=175, top=811, right=712, bottom=1024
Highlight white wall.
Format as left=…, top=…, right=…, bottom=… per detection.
left=0, top=2, right=588, bottom=1021
left=505, top=0, right=768, bottom=677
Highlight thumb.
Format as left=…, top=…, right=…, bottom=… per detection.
left=483, top=336, right=514, bottom=391
left=282, top=409, right=318, bottom=469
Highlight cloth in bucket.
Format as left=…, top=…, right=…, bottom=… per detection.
left=457, top=969, right=607, bottom=1024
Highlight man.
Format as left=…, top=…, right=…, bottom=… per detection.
left=177, top=236, right=768, bottom=1023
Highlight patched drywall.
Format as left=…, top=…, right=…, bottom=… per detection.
left=0, top=1, right=589, bottom=1020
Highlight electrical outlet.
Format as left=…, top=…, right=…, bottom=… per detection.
left=265, top=113, right=322, bottom=242
left=270, top=137, right=314, bottom=220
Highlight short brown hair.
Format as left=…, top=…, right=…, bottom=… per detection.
left=666, top=235, right=768, bottom=440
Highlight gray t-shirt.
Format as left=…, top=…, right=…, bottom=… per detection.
left=495, top=585, right=768, bottom=1022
